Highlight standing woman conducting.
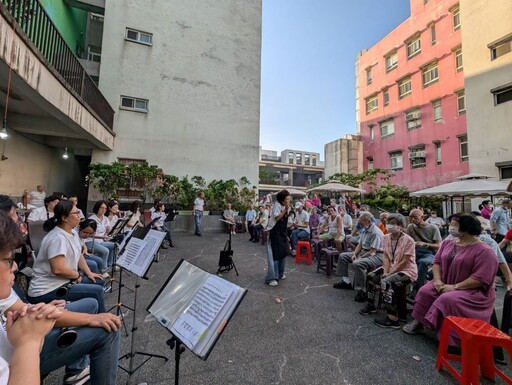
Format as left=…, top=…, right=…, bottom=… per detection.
left=27, top=201, right=107, bottom=312
left=265, top=189, right=291, bottom=287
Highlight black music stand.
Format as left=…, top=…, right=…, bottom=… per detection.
left=117, top=228, right=168, bottom=378
left=217, top=219, right=238, bottom=275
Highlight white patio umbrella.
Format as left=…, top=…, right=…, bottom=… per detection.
left=410, top=174, right=510, bottom=197
left=307, top=180, right=366, bottom=194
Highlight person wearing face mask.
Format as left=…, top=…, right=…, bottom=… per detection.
left=480, top=200, right=494, bottom=220
left=490, top=198, right=511, bottom=243
left=406, top=209, right=442, bottom=295
left=403, top=214, right=498, bottom=336
left=333, top=212, right=384, bottom=302
left=359, top=214, right=417, bottom=328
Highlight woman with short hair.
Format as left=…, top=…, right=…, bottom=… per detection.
left=87, top=200, right=117, bottom=274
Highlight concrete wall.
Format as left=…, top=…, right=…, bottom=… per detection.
left=0, top=131, right=78, bottom=198
left=357, top=0, right=468, bottom=191
left=324, top=136, right=363, bottom=178
left=94, top=0, right=261, bottom=186
left=460, top=0, right=512, bottom=178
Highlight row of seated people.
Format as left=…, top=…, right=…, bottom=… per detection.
left=4, top=195, right=173, bottom=384
left=0, top=197, right=120, bottom=385
left=330, top=209, right=512, bottom=363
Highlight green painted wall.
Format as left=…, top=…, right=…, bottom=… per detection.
left=40, top=0, right=87, bottom=55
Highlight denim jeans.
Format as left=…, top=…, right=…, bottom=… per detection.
left=194, top=211, right=203, bottom=234
left=40, top=298, right=120, bottom=385
left=274, top=258, right=286, bottom=280
left=28, top=282, right=106, bottom=313
left=85, top=241, right=116, bottom=272
left=265, top=242, right=277, bottom=283
left=416, top=253, right=434, bottom=289
left=85, top=255, right=103, bottom=273
left=290, top=229, right=309, bottom=250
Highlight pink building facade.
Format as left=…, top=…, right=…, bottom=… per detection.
left=356, top=0, right=469, bottom=192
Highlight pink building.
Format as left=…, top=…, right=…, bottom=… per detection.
left=356, top=0, right=468, bottom=192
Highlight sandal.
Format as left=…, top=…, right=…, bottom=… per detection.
left=402, top=322, right=425, bottom=335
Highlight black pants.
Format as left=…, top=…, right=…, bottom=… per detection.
left=366, top=267, right=411, bottom=318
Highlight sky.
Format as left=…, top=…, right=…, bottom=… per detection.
left=260, top=0, right=412, bottom=159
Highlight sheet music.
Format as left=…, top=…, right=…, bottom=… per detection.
left=117, top=238, right=146, bottom=274
left=171, top=276, right=234, bottom=350
left=117, top=229, right=165, bottom=277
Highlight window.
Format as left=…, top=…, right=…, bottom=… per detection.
left=409, top=146, right=426, bottom=169
left=288, top=153, right=294, bottom=164
left=456, top=89, right=465, bottom=115
left=368, top=159, right=374, bottom=169
left=369, top=125, right=374, bottom=141
left=431, top=24, right=436, bottom=45
left=125, top=28, right=153, bottom=45
left=87, top=45, right=101, bottom=62
left=459, top=135, right=468, bottom=162
left=406, top=108, right=421, bottom=130
left=296, top=153, right=302, bottom=165
left=490, top=35, right=512, bottom=60
left=380, top=119, right=395, bottom=138
left=312, top=155, right=317, bottom=166
left=422, top=62, right=439, bottom=87
left=304, top=154, right=310, bottom=166
left=366, top=68, right=372, bottom=85
left=385, top=51, right=398, bottom=72
left=492, top=84, right=512, bottom=105
left=120, top=96, right=149, bottom=113
left=434, top=142, right=442, bottom=165
left=366, top=95, right=378, bottom=114
left=398, top=77, right=412, bottom=99
left=406, top=36, right=421, bottom=59
left=454, top=48, right=463, bottom=72
left=389, top=151, right=403, bottom=171
left=451, top=5, right=460, bottom=31
left=432, top=99, right=442, bottom=122
left=383, top=88, right=389, bottom=106
left=500, top=166, right=512, bottom=179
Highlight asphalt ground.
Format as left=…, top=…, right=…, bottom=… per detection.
left=45, top=230, right=512, bottom=385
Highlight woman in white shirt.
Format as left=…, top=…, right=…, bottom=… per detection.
left=27, top=200, right=107, bottom=312
left=151, top=202, right=174, bottom=248
left=86, top=200, right=117, bottom=273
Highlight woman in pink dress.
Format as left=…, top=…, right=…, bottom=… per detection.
left=403, top=214, right=498, bottom=336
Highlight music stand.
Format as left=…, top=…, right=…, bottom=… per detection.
left=117, top=228, right=168, bottom=377
left=217, top=219, right=238, bottom=275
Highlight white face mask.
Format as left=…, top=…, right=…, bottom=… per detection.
left=448, top=226, right=462, bottom=238
left=386, top=224, right=400, bottom=233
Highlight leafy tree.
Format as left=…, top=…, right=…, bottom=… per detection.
left=87, top=162, right=127, bottom=200
left=259, top=169, right=279, bottom=185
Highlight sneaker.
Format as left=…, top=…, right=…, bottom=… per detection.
left=353, top=290, right=368, bottom=302
left=333, top=281, right=352, bottom=290
left=280, top=274, right=286, bottom=280
left=103, top=282, right=112, bottom=293
left=359, top=303, right=377, bottom=315
left=160, top=244, right=169, bottom=249
left=249, top=238, right=254, bottom=242
left=64, top=366, right=90, bottom=385
left=195, top=232, right=202, bottom=236
left=114, top=266, right=121, bottom=272
left=402, top=322, right=425, bottom=335
left=374, top=316, right=400, bottom=329
left=102, top=272, right=110, bottom=279
left=268, top=280, right=278, bottom=287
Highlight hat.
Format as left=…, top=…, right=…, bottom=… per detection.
left=295, top=202, right=303, bottom=209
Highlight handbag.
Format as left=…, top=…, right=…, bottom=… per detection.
left=218, top=240, right=233, bottom=268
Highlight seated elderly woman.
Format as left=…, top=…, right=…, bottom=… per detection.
left=403, top=214, right=498, bottom=335
left=359, top=214, right=417, bottom=329
left=27, top=200, right=107, bottom=313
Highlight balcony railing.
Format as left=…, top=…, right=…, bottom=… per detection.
left=0, top=0, right=114, bottom=129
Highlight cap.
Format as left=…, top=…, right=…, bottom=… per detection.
left=295, top=202, right=303, bottom=209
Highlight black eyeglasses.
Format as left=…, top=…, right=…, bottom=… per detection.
left=3, top=253, right=16, bottom=269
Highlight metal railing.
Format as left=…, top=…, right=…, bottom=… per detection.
left=0, top=0, right=114, bottom=129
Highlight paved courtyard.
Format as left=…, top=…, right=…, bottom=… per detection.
left=47, top=230, right=512, bottom=385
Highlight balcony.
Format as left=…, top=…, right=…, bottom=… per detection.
left=0, top=0, right=114, bottom=149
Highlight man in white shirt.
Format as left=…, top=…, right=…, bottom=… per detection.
left=290, top=202, right=310, bottom=255
left=29, top=184, right=46, bottom=207
left=193, top=191, right=205, bottom=236
left=338, top=206, right=353, bottom=236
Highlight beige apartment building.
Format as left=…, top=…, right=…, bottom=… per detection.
left=460, top=0, right=512, bottom=179
left=324, top=135, right=363, bottom=179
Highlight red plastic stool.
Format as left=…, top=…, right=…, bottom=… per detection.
left=296, top=241, right=312, bottom=265
left=436, top=316, right=512, bottom=385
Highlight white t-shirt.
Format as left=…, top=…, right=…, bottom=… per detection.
left=342, top=214, right=353, bottom=230
left=27, top=206, right=53, bottom=222
left=89, top=214, right=110, bottom=237
left=267, top=202, right=284, bottom=231
left=295, top=210, right=310, bottom=234
left=29, top=190, right=45, bottom=207
left=193, top=198, right=205, bottom=212
left=28, top=227, right=82, bottom=297
left=151, top=211, right=166, bottom=227
left=0, top=290, right=16, bottom=385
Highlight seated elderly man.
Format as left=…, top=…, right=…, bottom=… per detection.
left=251, top=205, right=269, bottom=243
left=333, top=212, right=384, bottom=302
left=290, top=202, right=310, bottom=256
left=315, top=206, right=344, bottom=249
left=223, top=203, right=236, bottom=235
left=0, top=210, right=121, bottom=385
left=338, top=206, right=353, bottom=236
left=406, top=209, right=442, bottom=295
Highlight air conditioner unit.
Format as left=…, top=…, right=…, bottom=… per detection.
left=406, top=111, right=421, bottom=121
left=409, top=150, right=426, bottom=159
